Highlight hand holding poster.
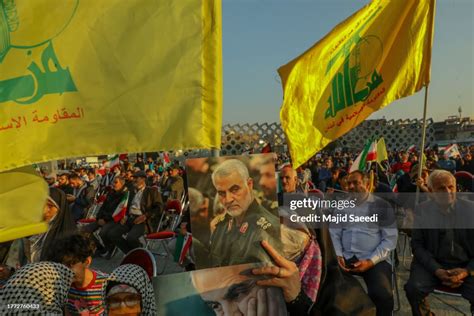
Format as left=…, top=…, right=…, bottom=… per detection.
left=154, top=263, right=287, bottom=316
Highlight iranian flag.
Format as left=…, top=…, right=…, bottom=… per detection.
left=443, top=144, right=461, bottom=158
left=365, top=141, right=377, bottom=162
left=112, top=190, right=130, bottom=223
left=161, top=152, right=171, bottom=165
left=104, top=154, right=120, bottom=170
left=349, top=140, right=377, bottom=173
left=407, top=145, right=416, bottom=153
left=174, top=232, right=193, bottom=265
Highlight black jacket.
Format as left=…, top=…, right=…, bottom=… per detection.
left=412, top=198, right=474, bottom=274
left=96, top=189, right=128, bottom=222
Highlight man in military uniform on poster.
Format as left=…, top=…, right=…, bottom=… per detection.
left=208, top=159, right=281, bottom=268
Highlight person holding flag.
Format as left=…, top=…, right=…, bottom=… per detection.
left=82, top=176, right=129, bottom=258
left=108, top=171, right=163, bottom=255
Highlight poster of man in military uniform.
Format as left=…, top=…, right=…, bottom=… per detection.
left=185, top=154, right=281, bottom=269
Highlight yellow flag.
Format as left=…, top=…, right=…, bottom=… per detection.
left=0, top=166, right=48, bottom=242
left=279, top=0, right=435, bottom=168
left=0, top=0, right=222, bottom=172
left=376, top=137, right=388, bottom=165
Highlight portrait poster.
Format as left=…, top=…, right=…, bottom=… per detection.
left=185, top=154, right=281, bottom=269
left=154, top=263, right=286, bottom=316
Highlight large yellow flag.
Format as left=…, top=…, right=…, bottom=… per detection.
left=0, top=166, right=48, bottom=242
left=279, top=0, right=435, bottom=168
left=0, top=0, right=222, bottom=172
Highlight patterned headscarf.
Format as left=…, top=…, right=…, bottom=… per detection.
left=298, top=239, right=322, bottom=303
left=107, top=264, right=156, bottom=315
left=0, top=262, right=74, bottom=315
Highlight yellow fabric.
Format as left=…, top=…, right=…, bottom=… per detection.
left=0, top=0, right=222, bottom=172
left=0, top=166, right=48, bottom=242
left=279, top=0, right=435, bottom=168
left=376, top=137, right=388, bottom=165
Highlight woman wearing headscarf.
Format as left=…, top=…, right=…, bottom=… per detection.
left=105, top=264, right=156, bottom=315
left=0, top=261, right=74, bottom=315
left=26, top=188, right=77, bottom=263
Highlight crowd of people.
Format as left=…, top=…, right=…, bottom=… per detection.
left=0, top=144, right=473, bottom=315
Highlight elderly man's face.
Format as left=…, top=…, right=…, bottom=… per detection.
left=429, top=174, right=456, bottom=207
left=214, top=172, right=253, bottom=218
left=280, top=168, right=297, bottom=193
left=192, top=265, right=279, bottom=316
left=259, top=164, right=276, bottom=198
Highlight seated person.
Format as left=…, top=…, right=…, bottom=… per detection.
left=82, top=176, right=129, bottom=257
left=0, top=262, right=74, bottom=314
left=106, top=264, right=156, bottom=315
left=45, top=234, right=108, bottom=315
left=329, top=171, right=398, bottom=316
left=404, top=170, right=474, bottom=315
left=68, top=173, right=96, bottom=220
left=109, top=171, right=163, bottom=255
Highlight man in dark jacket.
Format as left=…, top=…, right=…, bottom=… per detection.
left=405, top=169, right=474, bottom=315
left=82, top=176, right=128, bottom=256
left=68, top=174, right=96, bottom=220
left=109, top=171, right=163, bottom=254
left=163, top=165, right=184, bottom=201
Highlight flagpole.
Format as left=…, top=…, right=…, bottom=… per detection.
left=415, top=84, right=430, bottom=205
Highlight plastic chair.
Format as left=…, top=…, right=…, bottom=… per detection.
left=155, top=197, right=186, bottom=232
left=391, top=251, right=401, bottom=313
left=120, top=248, right=157, bottom=279
left=145, top=231, right=177, bottom=275
left=397, top=230, right=412, bottom=270
left=145, top=195, right=189, bottom=274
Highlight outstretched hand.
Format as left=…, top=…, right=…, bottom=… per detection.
left=252, top=240, right=301, bottom=302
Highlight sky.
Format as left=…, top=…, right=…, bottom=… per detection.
left=221, top=0, right=473, bottom=124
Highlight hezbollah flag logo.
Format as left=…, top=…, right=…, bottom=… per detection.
left=0, top=0, right=78, bottom=104
left=323, top=5, right=384, bottom=120
left=279, top=0, right=435, bottom=168
left=324, top=35, right=383, bottom=119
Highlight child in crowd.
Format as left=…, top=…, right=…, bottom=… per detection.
left=46, top=233, right=108, bottom=315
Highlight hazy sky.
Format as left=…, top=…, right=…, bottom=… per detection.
left=221, top=0, right=473, bottom=124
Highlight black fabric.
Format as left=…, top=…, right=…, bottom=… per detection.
left=96, top=188, right=127, bottom=222
left=437, top=229, right=469, bottom=266
left=40, top=188, right=77, bottom=261
left=412, top=199, right=474, bottom=274
left=108, top=220, right=145, bottom=254
left=83, top=221, right=117, bottom=253
left=309, top=226, right=376, bottom=316
left=353, top=261, right=394, bottom=316
left=287, top=289, right=314, bottom=315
